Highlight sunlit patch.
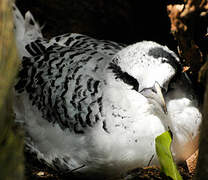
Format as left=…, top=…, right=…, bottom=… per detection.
left=36, top=171, right=45, bottom=176
left=182, top=66, right=190, bottom=72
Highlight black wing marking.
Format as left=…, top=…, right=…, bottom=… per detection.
left=16, top=34, right=125, bottom=133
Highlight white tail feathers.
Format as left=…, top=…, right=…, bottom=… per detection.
left=12, top=4, right=25, bottom=41
left=12, top=4, right=43, bottom=59
left=24, top=11, right=43, bottom=39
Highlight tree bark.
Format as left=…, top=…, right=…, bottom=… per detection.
left=167, top=0, right=208, bottom=85
left=195, top=70, right=208, bottom=178
left=0, top=0, right=24, bottom=179
left=167, top=0, right=208, bottom=178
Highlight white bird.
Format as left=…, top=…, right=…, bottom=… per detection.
left=12, top=5, right=201, bottom=179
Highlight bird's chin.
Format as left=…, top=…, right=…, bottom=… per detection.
left=144, top=97, right=168, bottom=116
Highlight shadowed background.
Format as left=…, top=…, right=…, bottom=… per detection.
left=15, top=0, right=177, bottom=49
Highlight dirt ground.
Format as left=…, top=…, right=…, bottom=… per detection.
left=24, top=150, right=196, bottom=180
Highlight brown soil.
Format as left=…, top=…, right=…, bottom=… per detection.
left=25, top=151, right=195, bottom=180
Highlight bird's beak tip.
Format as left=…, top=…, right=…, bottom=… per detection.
left=163, top=106, right=168, bottom=114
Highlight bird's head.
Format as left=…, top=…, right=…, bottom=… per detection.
left=108, top=41, right=182, bottom=114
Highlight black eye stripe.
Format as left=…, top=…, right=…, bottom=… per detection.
left=108, top=62, right=139, bottom=91
left=120, top=72, right=139, bottom=91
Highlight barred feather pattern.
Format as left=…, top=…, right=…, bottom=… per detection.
left=15, top=33, right=126, bottom=133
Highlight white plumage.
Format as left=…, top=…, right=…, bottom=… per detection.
left=12, top=4, right=201, bottom=179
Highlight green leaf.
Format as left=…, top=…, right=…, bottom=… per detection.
left=155, top=131, right=183, bottom=180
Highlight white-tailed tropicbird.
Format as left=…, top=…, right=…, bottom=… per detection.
left=12, top=4, right=201, bottom=179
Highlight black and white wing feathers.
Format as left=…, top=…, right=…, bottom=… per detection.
left=15, top=33, right=126, bottom=133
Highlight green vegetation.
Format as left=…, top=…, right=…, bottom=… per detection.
left=156, top=131, right=183, bottom=180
